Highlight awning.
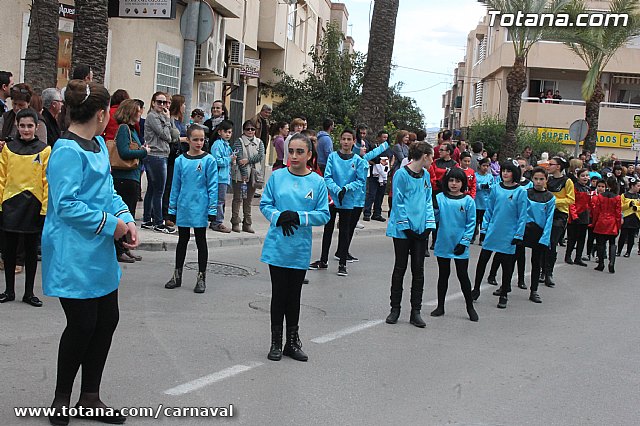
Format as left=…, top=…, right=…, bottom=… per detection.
left=612, top=75, right=640, bottom=85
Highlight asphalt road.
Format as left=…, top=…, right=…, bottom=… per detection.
left=1, top=234, right=639, bottom=425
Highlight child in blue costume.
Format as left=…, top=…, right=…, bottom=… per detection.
left=209, top=120, right=235, bottom=233
left=346, top=130, right=390, bottom=260
left=522, top=167, right=555, bottom=303
left=430, top=167, right=478, bottom=322
left=43, top=80, right=137, bottom=425
left=260, top=133, right=330, bottom=362
left=486, top=157, right=535, bottom=289
left=165, top=126, right=218, bottom=293
left=473, top=157, right=493, bottom=244
left=385, top=142, right=436, bottom=328
left=471, top=159, right=528, bottom=309
left=315, top=128, right=366, bottom=277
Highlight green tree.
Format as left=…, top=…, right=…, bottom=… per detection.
left=555, top=0, right=640, bottom=153
left=261, top=22, right=365, bottom=129
left=24, top=0, right=59, bottom=92
left=385, top=83, right=425, bottom=133
left=479, top=0, right=569, bottom=159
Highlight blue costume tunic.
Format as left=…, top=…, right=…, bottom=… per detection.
left=519, top=177, right=533, bottom=190
left=324, top=151, right=367, bottom=209
left=386, top=166, right=436, bottom=239
left=42, top=133, right=134, bottom=299
left=474, top=172, right=493, bottom=211
left=480, top=183, right=527, bottom=254
left=260, top=168, right=330, bottom=270
left=526, top=188, right=556, bottom=247
left=211, top=137, right=233, bottom=185
left=168, top=153, right=218, bottom=228
left=352, top=142, right=390, bottom=207
left=434, top=192, right=476, bottom=259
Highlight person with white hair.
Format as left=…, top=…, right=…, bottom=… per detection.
left=41, top=88, right=63, bottom=146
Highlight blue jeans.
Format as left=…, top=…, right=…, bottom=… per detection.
left=143, top=155, right=167, bottom=226
left=214, top=183, right=228, bottom=225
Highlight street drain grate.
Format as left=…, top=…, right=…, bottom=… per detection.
left=184, top=261, right=256, bottom=276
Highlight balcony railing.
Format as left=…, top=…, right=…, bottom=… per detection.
left=522, top=97, right=640, bottom=109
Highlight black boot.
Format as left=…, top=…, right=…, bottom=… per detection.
left=267, top=327, right=283, bottom=361
left=430, top=306, right=444, bottom=317
left=497, top=295, right=508, bottom=309
left=487, top=276, right=498, bottom=285
left=165, top=268, right=182, bottom=289
left=564, top=252, right=573, bottom=264
left=594, top=244, right=605, bottom=271
left=386, top=308, right=400, bottom=324
left=538, top=272, right=546, bottom=283
left=608, top=244, right=617, bottom=273
left=545, top=274, right=556, bottom=288
left=283, top=326, right=308, bottom=361
left=467, top=305, right=479, bottom=322
left=194, top=271, right=206, bottom=293
left=410, top=309, right=426, bottom=328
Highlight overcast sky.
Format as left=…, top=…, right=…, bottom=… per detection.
left=343, top=0, right=487, bottom=129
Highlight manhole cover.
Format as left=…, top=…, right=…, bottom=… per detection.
left=184, top=261, right=256, bottom=276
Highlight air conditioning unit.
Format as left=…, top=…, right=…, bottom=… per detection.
left=195, top=13, right=226, bottom=78
left=226, top=67, right=241, bottom=86
left=229, top=41, right=245, bottom=67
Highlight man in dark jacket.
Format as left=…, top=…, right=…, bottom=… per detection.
left=41, top=88, right=63, bottom=146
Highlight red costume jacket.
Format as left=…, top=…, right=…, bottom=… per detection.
left=591, top=192, right=622, bottom=235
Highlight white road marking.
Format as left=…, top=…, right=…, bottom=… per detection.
left=311, top=320, right=384, bottom=344
left=164, top=362, right=263, bottom=395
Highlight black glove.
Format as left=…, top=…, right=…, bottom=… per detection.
left=633, top=206, right=638, bottom=212
left=338, top=187, right=347, bottom=205
left=630, top=201, right=635, bottom=207
left=453, top=244, right=466, bottom=256
left=418, top=229, right=431, bottom=240
left=277, top=211, right=299, bottom=226
left=166, top=214, right=177, bottom=223
left=280, top=222, right=298, bottom=237
left=403, top=229, right=421, bottom=240
left=511, top=238, right=523, bottom=247
left=208, top=214, right=216, bottom=222
left=481, top=183, right=490, bottom=190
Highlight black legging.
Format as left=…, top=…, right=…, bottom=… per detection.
left=436, top=257, right=473, bottom=309
left=544, top=213, right=567, bottom=276
left=586, top=227, right=596, bottom=258
left=176, top=227, right=207, bottom=272
left=269, top=265, right=306, bottom=329
left=320, top=206, right=353, bottom=265
left=390, top=237, right=427, bottom=310
left=56, top=290, right=119, bottom=394
left=347, top=206, right=364, bottom=247
left=595, top=234, right=617, bottom=263
left=473, top=210, right=485, bottom=242
left=618, top=228, right=638, bottom=255
left=474, top=249, right=515, bottom=295
left=566, top=222, right=588, bottom=261
left=113, top=178, right=139, bottom=257
left=3, top=231, right=39, bottom=297
left=528, top=245, right=545, bottom=292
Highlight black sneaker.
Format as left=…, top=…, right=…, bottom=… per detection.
left=153, top=224, right=176, bottom=234
left=371, top=216, right=387, bottom=222
left=308, top=260, right=328, bottom=270
left=362, top=216, right=371, bottom=222
left=497, top=296, right=508, bottom=309
left=141, top=221, right=154, bottom=229
left=347, top=253, right=358, bottom=262
left=337, top=264, right=348, bottom=276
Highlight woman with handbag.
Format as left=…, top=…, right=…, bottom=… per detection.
left=111, top=99, right=149, bottom=263
left=231, top=120, right=265, bottom=233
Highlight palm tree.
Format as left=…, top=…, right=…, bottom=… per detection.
left=24, top=0, right=59, bottom=92
left=480, top=0, right=568, bottom=158
left=558, top=0, right=640, bottom=153
left=357, top=0, right=400, bottom=134
left=72, top=0, right=109, bottom=84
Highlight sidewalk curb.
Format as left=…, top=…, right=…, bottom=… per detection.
left=137, top=226, right=388, bottom=252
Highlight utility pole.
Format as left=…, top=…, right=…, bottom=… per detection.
left=180, top=0, right=200, bottom=125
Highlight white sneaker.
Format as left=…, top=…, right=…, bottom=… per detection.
left=355, top=221, right=364, bottom=229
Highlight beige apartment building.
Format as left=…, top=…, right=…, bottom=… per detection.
left=0, top=0, right=349, bottom=133
left=442, top=1, right=640, bottom=160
